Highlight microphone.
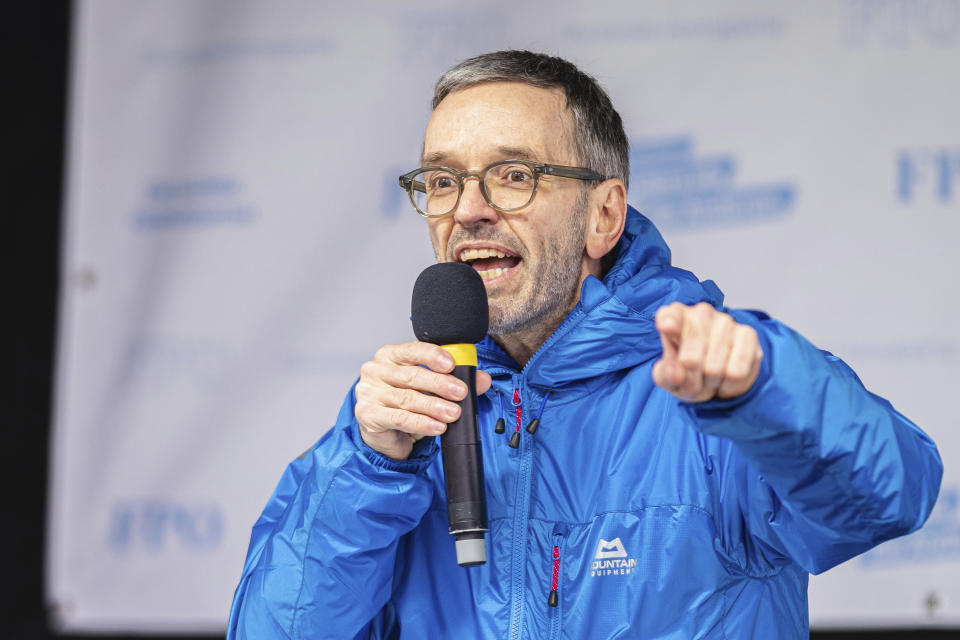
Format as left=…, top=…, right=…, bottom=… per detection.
left=411, top=262, right=489, bottom=567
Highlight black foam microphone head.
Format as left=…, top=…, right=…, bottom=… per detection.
left=411, top=262, right=489, bottom=345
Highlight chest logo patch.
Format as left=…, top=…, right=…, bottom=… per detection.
left=594, top=537, right=628, bottom=559
left=591, top=537, right=637, bottom=577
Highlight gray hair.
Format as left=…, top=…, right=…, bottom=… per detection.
left=432, top=50, right=630, bottom=190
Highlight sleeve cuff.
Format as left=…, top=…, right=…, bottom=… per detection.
left=349, top=420, right=439, bottom=474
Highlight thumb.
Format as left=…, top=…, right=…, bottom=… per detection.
left=476, top=369, right=492, bottom=395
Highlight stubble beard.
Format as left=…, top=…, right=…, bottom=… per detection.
left=432, top=192, right=590, bottom=340
left=487, top=191, right=588, bottom=336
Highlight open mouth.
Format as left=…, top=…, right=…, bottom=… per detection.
left=457, top=247, right=522, bottom=281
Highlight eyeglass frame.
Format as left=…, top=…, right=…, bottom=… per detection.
left=398, top=159, right=606, bottom=218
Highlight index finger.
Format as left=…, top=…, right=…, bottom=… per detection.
left=654, top=303, right=685, bottom=359
left=375, top=341, right=456, bottom=372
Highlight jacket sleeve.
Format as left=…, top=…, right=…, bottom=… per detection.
left=686, top=310, right=943, bottom=576
left=227, top=383, right=437, bottom=639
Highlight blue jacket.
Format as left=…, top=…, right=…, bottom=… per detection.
left=228, top=208, right=942, bottom=639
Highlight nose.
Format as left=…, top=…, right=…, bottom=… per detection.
left=452, top=177, right=499, bottom=227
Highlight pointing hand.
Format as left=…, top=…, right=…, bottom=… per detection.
left=652, top=302, right=763, bottom=403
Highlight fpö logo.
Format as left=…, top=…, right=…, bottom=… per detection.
left=132, top=176, right=256, bottom=231
left=629, top=136, right=796, bottom=231
left=109, top=499, right=223, bottom=553
left=898, top=147, right=960, bottom=204
left=842, top=0, right=960, bottom=47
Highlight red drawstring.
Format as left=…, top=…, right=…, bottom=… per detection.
left=514, top=388, right=521, bottom=434
left=548, top=545, right=559, bottom=606
left=508, top=388, right=522, bottom=448
left=551, top=545, right=560, bottom=590
left=507, top=387, right=551, bottom=446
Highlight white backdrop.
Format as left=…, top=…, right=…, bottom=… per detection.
left=50, top=0, right=960, bottom=632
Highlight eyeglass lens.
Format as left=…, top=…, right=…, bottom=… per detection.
left=410, top=162, right=536, bottom=216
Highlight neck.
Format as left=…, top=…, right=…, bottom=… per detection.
left=491, top=312, right=566, bottom=368
left=491, top=267, right=596, bottom=367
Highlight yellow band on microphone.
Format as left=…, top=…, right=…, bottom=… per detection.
left=442, top=343, right=478, bottom=367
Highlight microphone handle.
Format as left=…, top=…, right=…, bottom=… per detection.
left=440, top=344, right=488, bottom=566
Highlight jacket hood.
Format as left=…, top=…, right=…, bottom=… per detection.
left=480, top=206, right=723, bottom=387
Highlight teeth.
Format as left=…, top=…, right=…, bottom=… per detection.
left=478, top=268, right=507, bottom=281
left=460, top=248, right=508, bottom=261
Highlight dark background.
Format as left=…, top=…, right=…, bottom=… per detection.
left=6, top=2, right=955, bottom=638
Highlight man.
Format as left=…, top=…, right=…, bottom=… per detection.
left=228, top=51, right=941, bottom=639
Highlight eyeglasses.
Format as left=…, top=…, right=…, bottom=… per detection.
left=398, top=159, right=605, bottom=218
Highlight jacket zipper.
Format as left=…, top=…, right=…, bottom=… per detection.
left=521, top=304, right=586, bottom=378
left=508, top=377, right=535, bottom=640
left=548, top=533, right=564, bottom=640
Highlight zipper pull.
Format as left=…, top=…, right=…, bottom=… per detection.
left=548, top=543, right=560, bottom=607
left=508, top=387, right=521, bottom=448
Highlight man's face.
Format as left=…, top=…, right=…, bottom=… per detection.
left=422, top=82, right=590, bottom=335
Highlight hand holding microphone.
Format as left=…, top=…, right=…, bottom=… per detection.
left=354, top=264, right=492, bottom=565
left=354, top=340, right=490, bottom=461
left=410, top=263, right=490, bottom=566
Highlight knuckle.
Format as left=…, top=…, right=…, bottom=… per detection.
left=355, top=379, right=373, bottom=400
left=359, top=360, right=377, bottom=380
left=354, top=401, right=375, bottom=426
left=406, top=341, right=426, bottom=360
left=373, top=344, right=394, bottom=362
left=389, top=386, right=414, bottom=410
left=432, top=370, right=453, bottom=392
left=716, top=312, right=735, bottom=330
left=411, top=390, right=434, bottom=415
left=399, top=365, right=418, bottom=387
left=702, top=362, right=723, bottom=380
left=678, top=351, right=699, bottom=368
left=728, top=358, right=750, bottom=380
left=678, top=367, right=701, bottom=386
left=403, top=364, right=426, bottom=388
left=414, top=366, right=436, bottom=390
left=392, top=408, right=414, bottom=431
left=726, top=367, right=747, bottom=384
left=659, top=302, right=681, bottom=318
left=408, top=411, right=434, bottom=434
left=652, top=359, right=668, bottom=381
left=679, top=383, right=703, bottom=399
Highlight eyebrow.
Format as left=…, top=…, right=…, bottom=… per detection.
left=422, top=146, right=541, bottom=167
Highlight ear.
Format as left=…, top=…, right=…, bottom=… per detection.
left=585, top=178, right=627, bottom=262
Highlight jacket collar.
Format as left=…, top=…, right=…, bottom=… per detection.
left=478, top=206, right=723, bottom=387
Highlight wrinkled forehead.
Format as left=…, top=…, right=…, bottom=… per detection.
left=422, top=82, right=578, bottom=168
